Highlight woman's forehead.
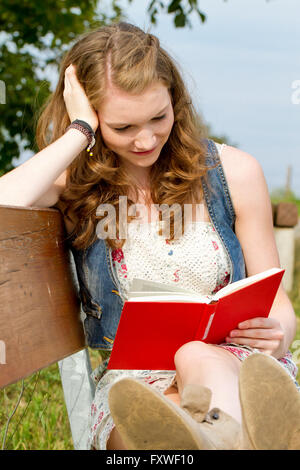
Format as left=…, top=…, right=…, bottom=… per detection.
left=99, top=83, right=171, bottom=123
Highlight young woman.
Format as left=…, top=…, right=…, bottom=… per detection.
left=0, top=22, right=299, bottom=450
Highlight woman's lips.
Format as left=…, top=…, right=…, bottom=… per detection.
left=131, top=146, right=157, bottom=156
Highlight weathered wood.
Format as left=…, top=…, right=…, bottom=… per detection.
left=0, top=205, right=86, bottom=388
left=275, top=202, right=299, bottom=228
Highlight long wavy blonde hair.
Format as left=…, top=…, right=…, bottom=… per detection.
left=36, top=22, right=210, bottom=250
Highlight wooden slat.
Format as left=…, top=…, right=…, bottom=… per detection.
left=0, top=205, right=86, bottom=388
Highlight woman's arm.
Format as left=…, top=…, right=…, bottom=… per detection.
left=0, top=65, right=98, bottom=208
left=220, top=145, right=297, bottom=358
left=0, top=130, right=88, bottom=207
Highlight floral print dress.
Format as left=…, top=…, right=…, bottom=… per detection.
left=86, top=219, right=299, bottom=450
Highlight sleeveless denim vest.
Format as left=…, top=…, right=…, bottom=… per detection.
left=69, top=139, right=246, bottom=350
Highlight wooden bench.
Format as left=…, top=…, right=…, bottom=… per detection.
left=0, top=205, right=95, bottom=450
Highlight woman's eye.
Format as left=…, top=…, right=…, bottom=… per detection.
left=153, top=114, right=166, bottom=121
left=114, top=114, right=166, bottom=132
left=114, top=126, right=130, bottom=132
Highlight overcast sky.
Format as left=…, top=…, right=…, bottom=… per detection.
left=121, top=0, right=300, bottom=196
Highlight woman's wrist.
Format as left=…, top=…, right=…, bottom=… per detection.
left=272, top=338, right=288, bottom=359
left=271, top=320, right=292, bottom=359
left=64, top=127, right=90, bottom=149
left=66, top=120, right=96, bottom=156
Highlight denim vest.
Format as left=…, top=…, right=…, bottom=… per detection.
left=69, top=139, right=246, bottom=350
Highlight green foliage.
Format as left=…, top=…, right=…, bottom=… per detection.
left=147, top=0, right=207, bottom=28
left=0, top=0, right=122, bottom=174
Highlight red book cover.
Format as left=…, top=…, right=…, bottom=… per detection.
left=107, top=268, right=284, bottom=370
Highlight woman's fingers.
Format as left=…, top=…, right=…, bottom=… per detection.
left=225, top=316, right=284, bottom=355
left=63, top=63, right=99, bottom=132
left=229, top=327, right=284, bottom=341
left=63, top=68, right=72, bottom=94
left=64, top=64, right=84, bottom=98
left=237, top=317, right=279, bottom=330
left=65, top=64, right=82, bottom=90
left=225, top=335, right=281, bottom=355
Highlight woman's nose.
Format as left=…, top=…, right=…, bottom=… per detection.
left=134, top=129, right=156, bottom=151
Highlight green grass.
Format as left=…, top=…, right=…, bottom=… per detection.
left=289, top=236, right=300, bottom=383
left=0, top=365, right=74, bottom=450
left=0, top=349, right=103, bottom=450
left=1, top=223, right=300, bottom=450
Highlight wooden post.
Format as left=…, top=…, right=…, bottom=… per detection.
left=274, top=227, right=295, bottom=293
left=285, top=165, right=292, bottom=197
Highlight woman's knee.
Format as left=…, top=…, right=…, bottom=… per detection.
left=174, top=341, right=240, bottom=373
left=174, top=341, right=217, bottom=367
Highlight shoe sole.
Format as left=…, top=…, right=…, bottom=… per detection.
left=108, top=378, right=213, bottom=450
left=239, top=353, right=300, bottom=449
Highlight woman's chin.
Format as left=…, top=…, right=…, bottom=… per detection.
left=122, top=152, right=161, bottom=169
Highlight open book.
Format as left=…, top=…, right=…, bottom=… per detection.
left=107, top=267, right=284, bottom=370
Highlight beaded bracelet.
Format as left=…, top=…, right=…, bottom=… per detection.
left=66, top=119, right=96, bottom=156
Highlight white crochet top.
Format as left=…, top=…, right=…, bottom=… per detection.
left=111, top=143, right=231, bottom=299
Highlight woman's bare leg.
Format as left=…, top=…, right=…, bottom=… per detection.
left=107, top=426, right=128, bottom=450
left=106, top=341, right=242, bottom=449
left=174, top=341, right=242, bottom=423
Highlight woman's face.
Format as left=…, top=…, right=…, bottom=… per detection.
left=97, top=82, right=174, bottom=176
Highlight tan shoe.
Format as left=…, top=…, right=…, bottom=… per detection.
left=180, top=384, right=241, bottom=449
left=108, top=378, right=239, bottom=450
left=180, top=384, right=213, bottom=422
left=239, top=353, right=300, bottom=450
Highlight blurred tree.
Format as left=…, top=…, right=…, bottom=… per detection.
left=0, top=0, right=120, bottom=174
left=0, top=0, right=225, bottom=174
left=144, top=0, right=207, bottom=28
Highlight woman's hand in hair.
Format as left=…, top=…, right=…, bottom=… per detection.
left=63, top=64, right=99, bottom=133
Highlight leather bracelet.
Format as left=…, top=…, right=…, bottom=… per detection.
left=72, top=119, right=95, bottom=135
left=66, top=119, right=96, bottom=156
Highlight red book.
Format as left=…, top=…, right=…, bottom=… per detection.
left=107, top=267, right=284, bottom=370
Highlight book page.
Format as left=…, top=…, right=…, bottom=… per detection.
left=127, top=268, right=284, bottom=303
left=129, top=278, right=198, bottom=295
left=127, top=294, right=211, bottom=303
left=212, top=267, right=284, bottom=300
left=128, top=278, right=211, bottom=303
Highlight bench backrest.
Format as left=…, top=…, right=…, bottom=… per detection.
left=0, top=205, right=86, bottom=389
